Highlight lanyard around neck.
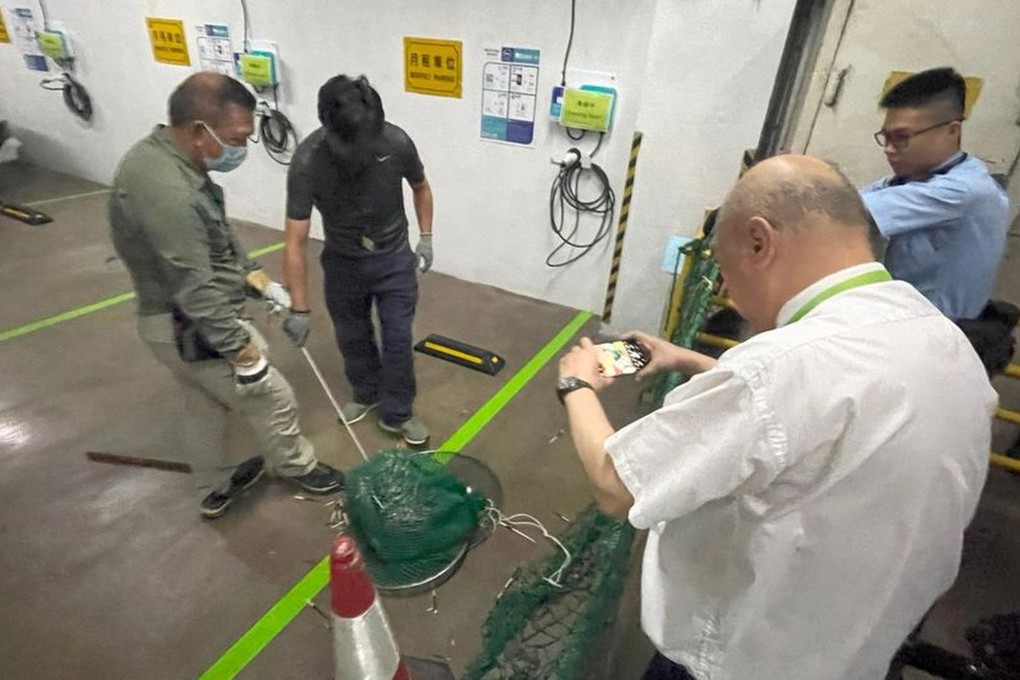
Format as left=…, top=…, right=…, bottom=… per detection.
left=785, top=270, right=892, bottom=325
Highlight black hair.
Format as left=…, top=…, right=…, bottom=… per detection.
left=168, top=74, right=256, bottom=127
left=317, top=74, right=385, bottom=140
left=880, top=67, right=966, bottom=119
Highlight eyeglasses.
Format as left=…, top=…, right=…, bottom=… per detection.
left=873, top=119, right=961, bottom=149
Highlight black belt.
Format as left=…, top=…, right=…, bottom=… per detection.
left=327, top=231, right=407, bottom=256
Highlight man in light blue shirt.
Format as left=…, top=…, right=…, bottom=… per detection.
left=861, top=67, right=1009, bottom=321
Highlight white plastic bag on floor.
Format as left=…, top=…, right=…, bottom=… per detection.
left=0, top=121, right=19, bottom=163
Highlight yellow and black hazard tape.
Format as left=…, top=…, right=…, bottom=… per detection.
left=601, top=130, right=644, bottom=324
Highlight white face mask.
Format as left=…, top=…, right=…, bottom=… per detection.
left=200, top=121, right=248, bottom=173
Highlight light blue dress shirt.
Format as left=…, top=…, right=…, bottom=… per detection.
left=861, top=153, right=1009, bottom=319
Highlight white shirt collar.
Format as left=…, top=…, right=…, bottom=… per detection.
left=775, top=262, right=887, bottom=327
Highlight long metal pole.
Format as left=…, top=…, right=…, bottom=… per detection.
left=300, top=347, right=369, bottom=461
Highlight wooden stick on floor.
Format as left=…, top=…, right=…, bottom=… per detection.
left=85, top=451, right=192, bottom=474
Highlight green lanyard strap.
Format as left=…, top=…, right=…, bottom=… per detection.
left=785, top=269, right=892, bottom=325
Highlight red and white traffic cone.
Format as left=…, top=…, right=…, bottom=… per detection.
left=330, top=535, right=412, bottom=680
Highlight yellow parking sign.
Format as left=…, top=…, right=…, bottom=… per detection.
left=404, top=37, right=462, bottom=98
left=0, top=8, right=10, bottom=44
left=146, top=17, right=190, bottom=66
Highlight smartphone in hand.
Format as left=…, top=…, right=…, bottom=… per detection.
left=596, top=338, right=651, bottom=377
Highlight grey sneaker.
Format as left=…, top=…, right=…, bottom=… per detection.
left=339, top=401, right=379, bottom=425
left=378, top=416, right=430, bottom=446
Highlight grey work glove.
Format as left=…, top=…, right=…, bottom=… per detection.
left=416, top=233, right=433, bottom=273
left=282, top=310, right=310, bottom=347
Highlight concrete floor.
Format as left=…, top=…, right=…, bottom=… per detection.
left=0, top=161, right=650, bottom=679
left=1, top=160, right=1019, bottom=679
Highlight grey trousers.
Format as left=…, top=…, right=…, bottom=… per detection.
left=138, top=313, right=317, bottom=495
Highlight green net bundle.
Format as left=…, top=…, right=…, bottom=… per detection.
left=463, top=506, right=636, bottom=680
left=463, top=224, right=721, bottom=677
left=649, top=234, right=720, bottom=407
left=344, top=449, right=489, bottom=591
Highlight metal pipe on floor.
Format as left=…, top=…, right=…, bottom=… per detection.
left=300, top=346, right=369, bottom=461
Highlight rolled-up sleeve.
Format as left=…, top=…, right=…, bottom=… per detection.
left=119, top=177, right=249, bottom=357
left=861, top=175, right=969, bottom=238
left=605, top=369, right=787, bottom=529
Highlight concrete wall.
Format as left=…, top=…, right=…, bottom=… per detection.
left=0, top=0, right=796, bottom=332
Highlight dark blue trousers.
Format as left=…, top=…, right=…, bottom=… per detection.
left=321, top=245, right=417, bottom=426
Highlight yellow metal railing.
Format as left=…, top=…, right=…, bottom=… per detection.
left=694, top=327, right=1020, bottom=472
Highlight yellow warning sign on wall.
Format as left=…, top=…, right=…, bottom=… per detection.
left=404, top=37, right=462, bottom=98
left=146, top=17, right=190, bottom=66
left=0, top=8, right=11, bottom=44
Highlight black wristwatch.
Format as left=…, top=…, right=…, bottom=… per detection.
left=557, top=376, right=594, bottom=404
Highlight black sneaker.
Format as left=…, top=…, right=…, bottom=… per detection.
left=288, top=463, right=345, bottom=494
left=200, top=456, right=265, bottom=519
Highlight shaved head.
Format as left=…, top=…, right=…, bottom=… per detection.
left=718, top=155, right=870, bottom=234
left=168, top=72, right=255, bottom=127
left=713, top=155, right=876, bottom=331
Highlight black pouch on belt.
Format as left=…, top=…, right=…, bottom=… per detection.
left=171, top=308, right=223, bottom=362
left=956, top=300, right=1020, bottom=376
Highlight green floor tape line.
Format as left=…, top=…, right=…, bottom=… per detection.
left=24, top=188, right=113, bottom=207
left=0, top=243, right=284, bottom=345
left=247, top=242, right=285, bottom=259
left=198, top=309, right=593, bottom=680
left=0, top=291, right=136, bottom=344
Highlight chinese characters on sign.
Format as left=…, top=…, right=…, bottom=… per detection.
left=146, top=17, right=190, bottom=66
left=404, top=37, right=462, bottom=98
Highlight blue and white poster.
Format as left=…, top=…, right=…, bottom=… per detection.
left=480, top=45, right=539, bottom=146
left=11, top=7, right=48, bottom=72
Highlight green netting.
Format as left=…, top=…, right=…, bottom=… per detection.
left=648, top=233, right=721, bottom=407
left=344, top=449, right=488, bottom=591
left=463, top=225, right=721, bottom=679
left=463, top=505, right=636, bottom=680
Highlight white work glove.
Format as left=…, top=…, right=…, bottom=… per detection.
left=245, top=270, right=291, bottom=314
left=264, top=281, right=292, bottom=314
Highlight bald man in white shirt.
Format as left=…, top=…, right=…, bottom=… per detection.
left=558, top=155, right=996, bottom=680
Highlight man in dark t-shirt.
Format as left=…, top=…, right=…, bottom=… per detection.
left=282, top=75, right=434, bottom=446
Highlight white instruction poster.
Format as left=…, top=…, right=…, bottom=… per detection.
left=10, top=6, right=47, bottom=71
left=480, top=45, right=540, bottom=146
left=195, top=23, right=233, bottom=75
